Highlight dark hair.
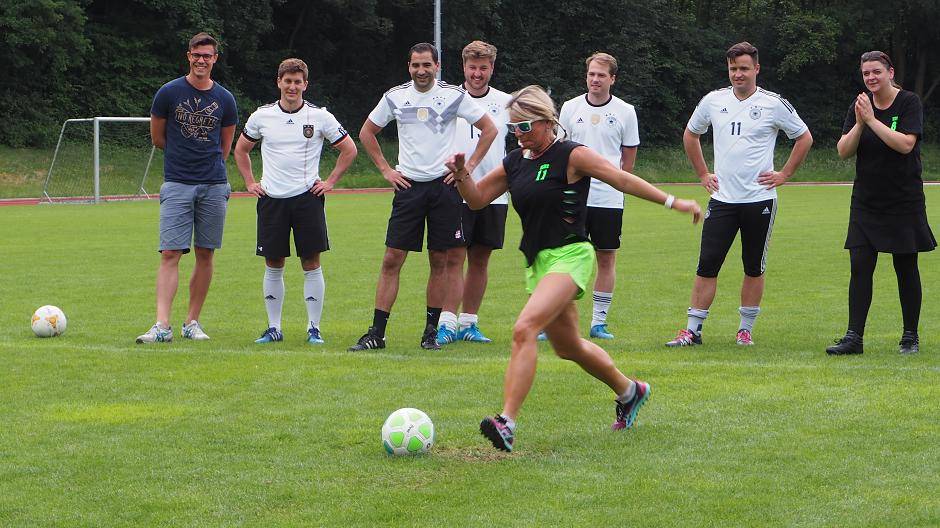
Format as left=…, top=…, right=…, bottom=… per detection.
left=188, top=32, right=219, bottom=52
left=860, top=50, right=901, bottom=88
left=278, top=58, right=308, bottom=80
left=408, top=42, right=439, bottom=64
left=726, top=41, right=758, bottom=64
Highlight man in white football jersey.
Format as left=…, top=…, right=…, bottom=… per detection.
left=350, top=42, right=497, bottom=351
left=559, top=52, right=640, bottom=340
left=666, top=42, right=813, bottom=347
left=435, top=40, right=513, bottom=345
left=234, top=58, right=358, bottom=344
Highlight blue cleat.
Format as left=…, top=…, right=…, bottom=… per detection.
left=457, top=323, right=492, bottom=343
left=536, top=331, right=548, bottom=342
left=307, top=326, right=324, bottom=344
left=254, top=327, right=283, bottom=344
left=590, top=324, right=615, bottom=339
left=436, top=324, right=457, bottom=346
left=612, top=380, right=651, bottom=431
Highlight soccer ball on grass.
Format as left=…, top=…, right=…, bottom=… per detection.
left=31, top=305, right=67, bottom=337
left=382, top=408, right=434, bottom=455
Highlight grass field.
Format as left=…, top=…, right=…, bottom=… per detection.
left=1, top=186, right=939, bottom=526
left=3, top=140, right=940, bottom=199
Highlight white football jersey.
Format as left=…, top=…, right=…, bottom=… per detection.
left=687, top=86, right=808, bottom=204
left=454, top=86, right=511, bottom=205
left=560, top=94, right=640, bottom=209
left=242, top=101, right=348, bottom=199
left=368, top=80, right=485, bottom=182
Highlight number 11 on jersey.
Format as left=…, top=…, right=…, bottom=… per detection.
left=730, top=121, right=742, bottom=135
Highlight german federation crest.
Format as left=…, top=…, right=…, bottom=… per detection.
left=303, top=124, right=315, bottom=138
left=749, top=106, right=762, bottom=120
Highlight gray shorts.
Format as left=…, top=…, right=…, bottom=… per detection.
left=159, top=181, right=231, bottom=253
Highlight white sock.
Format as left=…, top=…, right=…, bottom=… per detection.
left=738, top=306, right=761, bottom=332
left=617, top=379, right=637, bottom=402
left=591, top=291, right=613, bottom=327
left=263, top=265, right=285, bottom=330
left=304, top=267, right=325, bottom=330
left=439, top=311, right=458, bottom=332
left=457, top=312, right=478, bottom=331
left=687, top=307, right=709, bottom=336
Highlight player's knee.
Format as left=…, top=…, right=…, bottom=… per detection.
left=511, top=318, right=540, bottom=344
left=696, top=261, right=721, bottom=278
left=380, top=252, right=405, bottom=274
left=743, top=267, right=764, bottom=278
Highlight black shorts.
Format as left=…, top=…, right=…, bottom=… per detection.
left=256, top=192, right=329, bottom=259
left=586, top=206, right=624, bottom=250
left=697, top=198, right=776, bottom=278
left=461, top=203, right=508, bottom=249
left=386, top=179, right=465, bottom=252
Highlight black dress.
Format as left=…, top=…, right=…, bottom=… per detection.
left=841, top=89, right=936, bottom=253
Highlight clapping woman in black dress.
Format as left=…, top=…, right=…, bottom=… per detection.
left=827, top=51, right=936, bottom=355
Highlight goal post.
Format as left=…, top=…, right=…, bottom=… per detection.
left=42, top=116, right=158, bottom=204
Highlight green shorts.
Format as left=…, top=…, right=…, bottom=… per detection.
left=524, top=241, right=596, bottom=299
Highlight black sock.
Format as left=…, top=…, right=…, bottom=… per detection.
left=426, top=306, right=442, bottom=329
left=372, top=309, right=390, bottom=337
left=848, top=246, right=877, bottom=337
left=893, top=253, right=921, bottom=333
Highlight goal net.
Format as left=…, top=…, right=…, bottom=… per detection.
left=42, top=117, right=159, bottom=203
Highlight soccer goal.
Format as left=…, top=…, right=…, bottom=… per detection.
left=42, top=117, right=158, bottom=203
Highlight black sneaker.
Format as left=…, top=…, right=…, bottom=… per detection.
left=826, top=330, right=864, bottom=355
left=348, top=327, right=385, bottom=351
left=899, top=331, right=919, bottom=355
left=420, top=324, right=440, bottom=350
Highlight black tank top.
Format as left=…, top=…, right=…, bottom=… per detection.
left=502, top=140, right=589, bottom=266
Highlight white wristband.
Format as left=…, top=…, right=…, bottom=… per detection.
left=664, top=194, right=675, bottom=209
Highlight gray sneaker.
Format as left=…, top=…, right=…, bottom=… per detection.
left=136, top=323, right=173, bottom=344
left=181, top=320, right=210, bottom=340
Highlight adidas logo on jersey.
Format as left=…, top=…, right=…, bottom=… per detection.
left=403, top=100, right=412, bottom=106
left=576, top=117, right=584, bottom=123
left=720, top=107, right=728, bottom=113
left=286, top=119, right=293, bottom=124
left=762, top=207, right=770, bottom=215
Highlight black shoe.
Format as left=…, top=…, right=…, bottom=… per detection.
left=348, top=327, right=385, bottom=351
left=826, top=330, right=864, bottom=355
left=420, top=324, right=440, bottom=350
left=899, top=331, right=919, bottom=355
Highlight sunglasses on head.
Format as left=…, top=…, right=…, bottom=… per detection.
left=506, top=120, right=536, bottom=133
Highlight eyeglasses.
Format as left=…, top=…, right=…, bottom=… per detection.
left=506, top=120, right=536, bottom=133
left=189, top=52, right=216, bottom=61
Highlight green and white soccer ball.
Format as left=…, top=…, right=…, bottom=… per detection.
left=31, top=305, right=67, bottom=337
left=382, top=408, right=434, bottom=455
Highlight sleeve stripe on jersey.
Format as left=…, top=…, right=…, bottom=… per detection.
left=241, top=130, right=260, bottom=142
left=385, top=82, right=411, bottom=95
left=330, top=132, right=349, bottom=146
left=758, top=88, right=795, bottom=113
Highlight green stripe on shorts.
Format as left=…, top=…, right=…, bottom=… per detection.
left=524, top=241, right=596, bottom=299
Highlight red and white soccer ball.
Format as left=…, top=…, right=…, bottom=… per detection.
left=31, top=305, right=67, bottom=337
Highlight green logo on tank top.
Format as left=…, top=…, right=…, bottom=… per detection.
left=890, top=116, right=898, bottom=130
left=536, top=163, right=550, bottom=181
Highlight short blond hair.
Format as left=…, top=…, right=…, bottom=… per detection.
left=277, top=58, right=308, bottom=81
left=507, top=85, right=558, bottom=122
left=462, top=40, right=497, bottom=64
left=585, top=52, right=618, bottom=76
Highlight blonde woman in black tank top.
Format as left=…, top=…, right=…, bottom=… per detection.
left=448, top=85, right=702, bottom=452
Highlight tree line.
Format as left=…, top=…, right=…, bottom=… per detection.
left=2, top=0, right=938, bottom=148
